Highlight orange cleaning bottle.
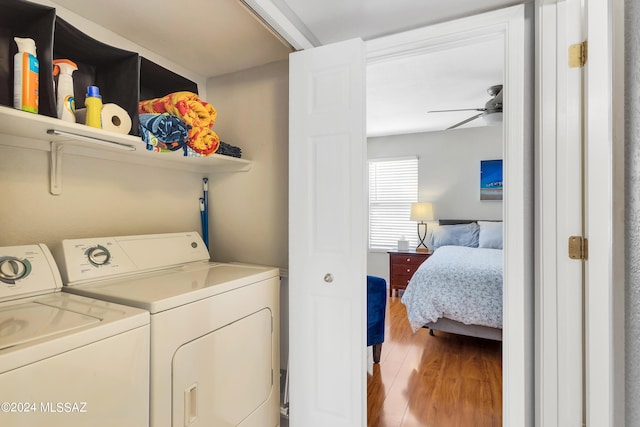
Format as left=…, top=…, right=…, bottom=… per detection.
left=13, top=37, right=39, bottom=114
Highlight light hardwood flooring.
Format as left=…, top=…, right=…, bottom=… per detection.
left=367, top=296, right=502, bottom=427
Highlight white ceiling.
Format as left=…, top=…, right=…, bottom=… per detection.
left=278, top=0, right=515, bottom=135
left=279, top=0, right=521, bottom=45
left=367, top=37, right=504, bottom=136
left=50, top=0, right=518, bottom=135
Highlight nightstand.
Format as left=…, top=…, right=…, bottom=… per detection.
left=388, top=250, right=431, bottom=297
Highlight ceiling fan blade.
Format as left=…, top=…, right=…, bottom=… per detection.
left=492, top=88, right=503, bottom=105
left=428, top=108, right=485, bottom=113
left=447, top=112, right=485, bottom=130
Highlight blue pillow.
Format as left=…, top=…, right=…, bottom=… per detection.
left=429, top=223, right=480, bottom=249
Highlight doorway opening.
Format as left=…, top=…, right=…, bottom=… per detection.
left=363, top=5, right=532, bottom=426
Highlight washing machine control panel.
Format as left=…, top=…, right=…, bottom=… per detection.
left=0, top=244, right=61, bottom=301
left=58, top=232, right=209, bottom=285
left=57, top=239, right=136, bottom=284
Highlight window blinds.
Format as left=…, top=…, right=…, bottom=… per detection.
left=368, top=157, right=418, bottom=250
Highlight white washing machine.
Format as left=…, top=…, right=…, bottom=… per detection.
left=54, top=231, right=280, bottom=427
left=0, top=243, right=150, bottom=427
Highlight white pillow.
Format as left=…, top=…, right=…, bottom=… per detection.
left=477, top=221, right=503, bottom=249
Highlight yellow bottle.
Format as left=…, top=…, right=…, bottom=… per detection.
left=84, top=85, right=102, bottom=128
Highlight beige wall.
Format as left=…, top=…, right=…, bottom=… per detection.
left=206, top=60, right=289, bottom=269
left=0, top=144, right=205, bottom=247
left=207, top=60, right=290, bottom=369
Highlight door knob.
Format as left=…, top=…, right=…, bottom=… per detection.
left=324, top=273, right=334, bottom=283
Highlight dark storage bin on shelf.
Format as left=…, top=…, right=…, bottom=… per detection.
left=139, top=57, right=198, bottom=100
left=0, top=0, right=56, bottom=117
left=54, top=18, right=139, bottom=135
left=1, top=0, right=203, bottom=142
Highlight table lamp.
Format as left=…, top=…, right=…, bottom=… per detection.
left=410, top=202, right=434, bottom=252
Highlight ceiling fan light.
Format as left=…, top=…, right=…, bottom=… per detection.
left=483, top=112, right=503, bottom=125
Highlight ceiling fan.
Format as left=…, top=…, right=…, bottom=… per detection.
left=428, top=84, right=503, bottom=130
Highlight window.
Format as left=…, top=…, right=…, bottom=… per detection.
left=368, top=157, right=418, bottom=250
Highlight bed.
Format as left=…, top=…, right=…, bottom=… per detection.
left=400, top=220, right=504, bottom=341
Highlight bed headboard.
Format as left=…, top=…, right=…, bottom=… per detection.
left=438, top=219, right=501, bottom=225
left=439, top=219, right=476, bottom=225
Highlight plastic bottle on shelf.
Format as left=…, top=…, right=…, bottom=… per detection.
left=84, top=85, right=102, bottom=128
left=53, top=59, right=78, bottom=123
left=13, top=37, right=39, bottom=114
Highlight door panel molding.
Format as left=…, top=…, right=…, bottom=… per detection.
left=289, top=38, right=367, bottom=427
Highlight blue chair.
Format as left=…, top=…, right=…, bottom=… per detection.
left=367, top=275, right=387, bottom=363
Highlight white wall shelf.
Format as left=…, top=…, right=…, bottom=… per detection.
left=0, top=106, right=252, bottom=194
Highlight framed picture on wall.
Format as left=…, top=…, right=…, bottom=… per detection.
left=480, top=159, right=503, bottom=201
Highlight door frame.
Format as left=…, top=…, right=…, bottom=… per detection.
left=536, top=0, right=585, bottom=424
left=583, top=0, right=625, bottom=425
left=537, top=0, right=625, bottom=425
left=365, top=6, right=533, bottom=426
left=265, top=3, right=533, bottom=425
left=253, top=0, right=625, bottom=424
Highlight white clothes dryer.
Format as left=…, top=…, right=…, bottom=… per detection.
left=54, top=232, right=280, bottom=427
left=0, top=244, right=150, bottom=427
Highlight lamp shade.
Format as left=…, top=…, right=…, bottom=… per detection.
left=410, top=202, right=434, bottom=222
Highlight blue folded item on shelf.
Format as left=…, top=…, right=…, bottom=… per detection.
left=138, top=113, right=190, bottom=151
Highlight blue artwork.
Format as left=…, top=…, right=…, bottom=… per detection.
left=480, top=159, right=503, bottom=201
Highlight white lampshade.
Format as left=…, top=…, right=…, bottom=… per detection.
left=410, top=202, right=434, bottom=222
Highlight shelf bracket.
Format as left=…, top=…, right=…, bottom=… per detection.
left=50, top=141, right=64, bottom=195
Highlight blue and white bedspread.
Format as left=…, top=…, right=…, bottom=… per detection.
left=401, top=245, right=503, bottom=332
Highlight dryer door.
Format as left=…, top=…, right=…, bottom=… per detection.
left=172, top=308, right=274, bottom=426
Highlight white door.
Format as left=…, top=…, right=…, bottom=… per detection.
left=288, top=38, right=367, bottom=427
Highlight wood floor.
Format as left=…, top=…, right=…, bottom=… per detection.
left=367, top=296, right=502, bottom=427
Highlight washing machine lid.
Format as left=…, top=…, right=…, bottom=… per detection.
left=62, top=263, right=279, bottom=314
left=0, top=300, right=99, bottom=351
left=0, top=292, right=149, bottom=373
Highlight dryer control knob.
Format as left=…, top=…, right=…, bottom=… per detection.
left=0, top=257, right=31, bottom=282
left=86, top=245, right=111, bottom=267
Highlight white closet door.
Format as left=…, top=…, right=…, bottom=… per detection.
left=288, top=38, right=367, bottom=427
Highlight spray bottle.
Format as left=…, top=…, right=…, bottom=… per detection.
left=13, top=37, right=39, bottom=114
left=84, top=85, right=102, bottom=128
left=52, top=59, right=78, bottom=123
